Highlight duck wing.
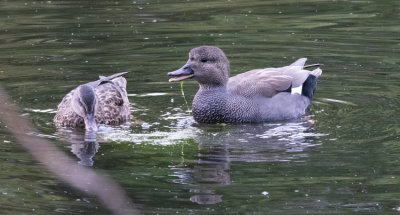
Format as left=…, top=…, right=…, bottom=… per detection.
left=94, top=77, right=130, bottom=125
left=109, top=76, right=130, bottom=107
left=227, top=58, right=322, bottom=98
left=54, top=88, right=85, bottom=127
left=94, top=73, right=130, bottom=120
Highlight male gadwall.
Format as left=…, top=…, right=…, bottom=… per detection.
left=54, top=72, right=131, bottom=131
left=168, top=46, right=322, bottom=123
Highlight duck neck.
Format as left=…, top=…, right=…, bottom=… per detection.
left=198, top=83, right=227, bottom=92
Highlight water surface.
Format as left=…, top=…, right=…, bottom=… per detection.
left=1, top=0, right=400, bottom=214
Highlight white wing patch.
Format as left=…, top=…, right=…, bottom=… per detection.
left=291, top=85, right=303, bottom=95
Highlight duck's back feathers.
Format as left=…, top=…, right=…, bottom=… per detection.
left=227, top=58, right=322, bottom=99
left=228, top=71, right=292, bottom=98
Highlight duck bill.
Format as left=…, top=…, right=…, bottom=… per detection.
left=168, top=64, right=194, bottom=82
left=84, top=113, right=97, bottom=131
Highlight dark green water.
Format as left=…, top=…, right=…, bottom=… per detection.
left=1, top=0, right=400, bottom=214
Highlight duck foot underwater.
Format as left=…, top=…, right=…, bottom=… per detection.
left=54, top=72, right=131, bottom=131
left=168, top=46, right=322, bottom=124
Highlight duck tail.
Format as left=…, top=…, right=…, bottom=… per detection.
left=302, top=68, right=322, bottom=100
left=290, top=58, right=307, bottom=67
left=98, top=72, right=129, bottom=85
left=309, top=68, right=322, bottom=77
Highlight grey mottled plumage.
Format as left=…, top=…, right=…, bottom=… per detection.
left=54, top=72, right=131, bottom=130
left=168, top=46, right=322, bottom=123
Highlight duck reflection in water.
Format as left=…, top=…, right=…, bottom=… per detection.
left=55, top=129, right=100, bottom=166
left=70, top=131, right=99, bottom=166
left=180, top=118, right=324, bottom=205
left=189, top=141, right=229, bottom=205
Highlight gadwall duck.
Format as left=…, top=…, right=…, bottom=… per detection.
left=168, top=46, right=322, bottom=123
left=54, top=72, right=131, bottom=131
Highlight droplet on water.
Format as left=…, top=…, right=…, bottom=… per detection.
left=261, top=191, right=269, bottom=196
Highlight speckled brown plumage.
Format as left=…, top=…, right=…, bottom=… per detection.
left=54, top=75, right=130, bottom=128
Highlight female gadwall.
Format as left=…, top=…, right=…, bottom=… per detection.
left=168, top=46, right=322, bottom=123
left=54, top=72, right=131, bottom=130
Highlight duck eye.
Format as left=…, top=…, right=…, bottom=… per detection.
left=200, top=58, right=208, bottom=63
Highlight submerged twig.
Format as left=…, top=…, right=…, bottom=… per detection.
left=304, top=64, right=323, bottom=69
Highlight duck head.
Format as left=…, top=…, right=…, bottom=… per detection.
left=168, top=46, right=230, bottom=87
left=72, top=84, right=98, bottom=131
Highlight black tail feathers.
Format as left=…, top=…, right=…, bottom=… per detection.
left=302, top=75, right=318, bottom=100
